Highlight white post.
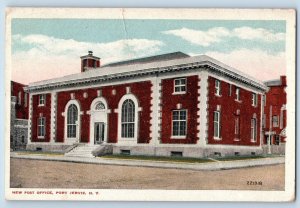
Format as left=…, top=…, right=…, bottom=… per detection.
left=268, top=105, right=272, bottom=154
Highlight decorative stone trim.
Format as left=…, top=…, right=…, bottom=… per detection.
left=149, top=77, right=161, bottom=145
left=198, top=71, right=209, bottom=146
left=50, top=92, right=57, bottom=143
left=70, top=93, right=75, bottom=99
left=27, top=94, right=33, bottom=144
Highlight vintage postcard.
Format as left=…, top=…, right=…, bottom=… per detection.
left=5, top=8, right=295, bottom=201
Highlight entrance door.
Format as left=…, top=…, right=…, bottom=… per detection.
left=94, top=122, right=105, bottom=144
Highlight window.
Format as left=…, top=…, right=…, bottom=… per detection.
left=251, top=118, right=257, bottom=142
left=24, top=93, right=28, bottom=107
left=272, top=115, right=279, bottom=127
left=121, top=99, right=135, bottom=138
left=274, top=135, right=280, bottom=145
left=263, top=95, right=266, bottom=106
left=172, top=110, right=187, bottom=137
left=174, top=78, right=186, bottom=93
left=235, top=87, right=240, bottom=101
left=67, top=104, right=78, bottom=138
left=18, top=91, right=22, bottom=105
left=262, top=114, right=266, bottom=128
left=252, top=93, right=257, bottom=106
left=39, top=94, right=45, bottom=106
left=234, top=116, right=240, bottom=139
left=213, top=111, right=221, bottom=138
left=37, top=117, right=45, bottom=138
left=215, top=79, right=221, bottom=96
left=95, top=102, right=105, bottom=110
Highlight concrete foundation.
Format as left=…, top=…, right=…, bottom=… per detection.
left=26, top=143, right=72, bottom=153
left=112, top=144, right=263, bottom=158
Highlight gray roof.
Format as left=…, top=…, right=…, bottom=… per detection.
left=103, top=51, right=190, bottom=67
left=27, top=53, right=267, bottom=92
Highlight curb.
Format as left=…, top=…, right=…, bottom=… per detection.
left=10, top=153, right=285, bottom=171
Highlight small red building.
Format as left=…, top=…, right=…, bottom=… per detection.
left=24, top=51, right=267, bottom=157
left=11, top=81, right=29, bottom=149
left=263, top=76, right=287, bottom=151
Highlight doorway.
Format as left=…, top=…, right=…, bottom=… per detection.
left=94, top=122, right=105, bottom=144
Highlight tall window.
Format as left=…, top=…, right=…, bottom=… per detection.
left=174, top=78, right=186, bottom=93
left=213, top=111, right=221, bottom=138
left=235, top=87, right=240, bottom=101
left=215, top=79, right=221, bottom=96
left=121, top=99, right=135, bottom=138
left=272, top=115, right=279, bottom=127
left=37, top=117, right=45, bottom=137
left=172, top=110, right=187, bottom=137
left=67, top=104, right=78, bottom=138
left=18, top=91, right=22, bottom=105
left=251, top=118, right=257, bottom=141
left=24, top=93, right=28, bottom=107
left=234, top=116, right=240, bottom=139
left=39, top=94, right=45, bottom=106
left=252, top=93, right=257, bottom=106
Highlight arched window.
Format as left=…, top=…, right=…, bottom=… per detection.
left=121, top=99, right=135, bottom=138
left=95, top=101, right=105, bottom=110
left=67, top=104, right=78, bottom=138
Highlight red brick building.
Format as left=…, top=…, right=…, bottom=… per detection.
left=263, top=76, right=287, bottom=150
left=24, top=51, right=267, bottom=157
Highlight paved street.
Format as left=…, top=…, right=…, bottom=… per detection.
left=10, top=158, right=285, bottom=190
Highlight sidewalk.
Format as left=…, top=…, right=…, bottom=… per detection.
left=10, top=152, right=285, bottom=171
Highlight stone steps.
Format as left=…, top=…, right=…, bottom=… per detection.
left=65, top=145, right=99, bottom=158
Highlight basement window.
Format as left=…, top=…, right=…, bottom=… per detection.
left=171, top=151, right=183, bottom=157
left=234, top=152, right=240, bottom=156
left=120, top=150, right=131, bottom=155
left=214, top=152, right=221, bottom=157
left=36, top=147, right=42, bottom=151
left=251, top=152, right=256, bottom=156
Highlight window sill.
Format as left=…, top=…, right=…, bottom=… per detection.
left=235, top=99, right=242, bottom=103
left=38, top=104, right=45, bottom=107
left=213, top=137, right=222, bottom=141
left=234, top=138, right=240, bottom=141
left=37, top=136, right=45, bottom=139
left=252, top=105, right=257, bottom=108
left=172, top=92, right=186, bottom=95
left=215, top=94, right=222, bottom=97
left=250, top=140, right=257, bottom=143
left=171, top=136, right=186, bottom=139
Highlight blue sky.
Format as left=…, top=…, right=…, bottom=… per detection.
left=11, top=19, right=286, bottom=84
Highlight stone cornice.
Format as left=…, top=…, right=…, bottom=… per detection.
left=24, top=61, right=267, bottom=93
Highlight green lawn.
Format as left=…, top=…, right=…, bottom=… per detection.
left=14, top=151, right=64, bottom=156
left=102, top=154, right=214, bottom=163
left=101, top=154, right=279, bottom=163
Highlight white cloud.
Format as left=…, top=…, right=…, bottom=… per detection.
left=232, top=27, right=285, bottom=42
left=205, top=49, right=285, bottom=81
left=12, top=34, right=164, bottom=84
left=162, top=27, right=285, bottom=46
left=162, top=27, right=230, bottom=47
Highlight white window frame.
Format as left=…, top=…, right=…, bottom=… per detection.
left=67, top=104, right=78, bottom=138
left=234, top=116, right=240, bottom=140
left=38, top=94, right=46, bottom=106
left=37, top=117, right=45, bottom=138
left=213, top=111, right=221, bottom=139
left=121, top=99, right=136, bottom=138
left=215, top=79, right=221, bottom=96
left=64, top=100, right=81, bottom=144
left=173, top=78, right=186, bottom=94
left=18, top=91, right=22, bottom=105
left=117, top=94, right=140, bottom=142
left=235, top=87, right=241, bottom=102
left=172, top=109, right=187, bottom=138
left=251, top=118, right=257, bottom=142
left=252, top=93, right=257, bottom=107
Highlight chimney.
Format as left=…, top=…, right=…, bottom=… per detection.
left=80, top=51, right=101, bottom=72
left=280, top=75, right=287, bottom=86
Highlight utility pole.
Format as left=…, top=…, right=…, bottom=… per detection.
left=268, top=105, right=272, bottom=155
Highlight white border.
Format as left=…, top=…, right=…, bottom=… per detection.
left=5, top=8, right=296, bottom=202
